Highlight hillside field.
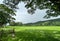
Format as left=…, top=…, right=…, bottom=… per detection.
left=0, top=26, right=60, bottom=41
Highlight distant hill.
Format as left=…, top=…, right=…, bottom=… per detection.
left=24, top=18, right=60, bottom=26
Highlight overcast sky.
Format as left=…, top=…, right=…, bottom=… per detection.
left=14, top=2, right=60, bottom=23
left=0, top=0, right=60, bottom=23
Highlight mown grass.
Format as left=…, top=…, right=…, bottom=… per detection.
left=0, top=26, right=60, bottom=41
left=2, top=26, right=60, bottom=31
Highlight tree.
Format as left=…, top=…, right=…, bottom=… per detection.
left=9, top=21, right=23, bottom=26
left=9, top=21, right=16, bottom=26
left=1, top=0, right=60, bottom=26
left=0, top=4, right=15, bottom=27
left=3, top=0, right=60, bottom=18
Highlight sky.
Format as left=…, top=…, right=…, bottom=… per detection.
left=0, top=0, right=60, bottom=24
left=14, top=2, right=60, bottom=23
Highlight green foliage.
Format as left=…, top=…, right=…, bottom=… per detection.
left=0, top=4, right=15, bottom=27
left=3, top=0, right=60, bottom=17
left=9, top=21, right=23, bottom=26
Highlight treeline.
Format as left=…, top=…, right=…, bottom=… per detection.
left=9, top=18, right=60, bottom=26
left=9, top=21, right=23, bottom=26
left=24, top=18, right=60, bottom=26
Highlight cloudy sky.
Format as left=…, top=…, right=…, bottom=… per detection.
left=0, top=0, right=60, bottom=23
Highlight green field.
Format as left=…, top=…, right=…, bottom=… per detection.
left=0, top=26, right=60, bottom=41
left=2, top=26, right=60, bottom=31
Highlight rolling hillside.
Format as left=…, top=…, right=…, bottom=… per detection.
left=24, top=18, right=60, bottom=26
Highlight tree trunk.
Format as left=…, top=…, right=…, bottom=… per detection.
left=0, top=23, right=3, bottom=28
left=0, top=30, right=4, bottom=41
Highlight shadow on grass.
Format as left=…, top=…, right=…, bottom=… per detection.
left=0, top=29, right=60, bottom=41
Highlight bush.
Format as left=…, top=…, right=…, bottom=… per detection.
left=9, top=21, right=23, bottom=26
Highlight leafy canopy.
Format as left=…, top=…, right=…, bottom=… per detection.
left=3, top=0, right=60, bottom=18
left=1, top=0, right=60, bottom=26
left=0, top=4, right=15, bottom=26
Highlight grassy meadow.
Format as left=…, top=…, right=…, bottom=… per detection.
left=0, top=26, right=60, bottom=41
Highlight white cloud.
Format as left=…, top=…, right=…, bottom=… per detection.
left=0, top=0, right=3, bottom=4
left=14, top=2, right=60, bottom=23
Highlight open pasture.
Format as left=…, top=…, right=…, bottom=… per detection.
left=0, top=26, right=60, bottom=41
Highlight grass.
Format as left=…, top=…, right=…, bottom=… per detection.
left=2, top=26, right=60, bottom=31
left=0, top=26, right=60, bottom=41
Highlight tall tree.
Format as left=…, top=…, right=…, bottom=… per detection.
left=3, top=0, right=60, bottom=18
left=0, top=4, right=15, bottom=27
